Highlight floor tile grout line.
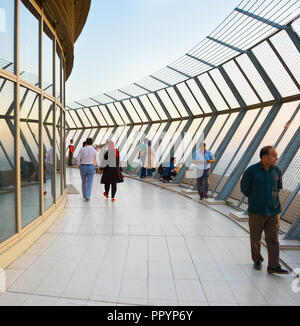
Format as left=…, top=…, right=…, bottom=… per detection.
left=165, top=236, right=180, bottom=305
left=116, top=236, right=130, bottom=305
left=182, top=235, right=209, bottom=304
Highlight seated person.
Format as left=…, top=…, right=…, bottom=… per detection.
left=162, top=157, right=178, bottom=183
left=20, top=157, right=35, bottom=182
left=0, top=171, right=7, bottom=187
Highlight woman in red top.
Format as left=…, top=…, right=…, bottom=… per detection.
left=68, top=139, right=75, bottom=166
left=100, top=141, right=123, bottom=201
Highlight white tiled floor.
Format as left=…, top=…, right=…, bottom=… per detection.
left=1, top=168, right=299, bottom=306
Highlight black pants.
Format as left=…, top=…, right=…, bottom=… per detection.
left=197, top=168, right=210, bottom=199
left=68, top=152, right=73, bottom=166
left=105, top=183, right=117, bottom=198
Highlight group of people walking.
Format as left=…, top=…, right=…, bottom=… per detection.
left=75, top=138, right=124, bottom=202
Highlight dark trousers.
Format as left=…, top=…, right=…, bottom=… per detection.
left=140, top=167, right=146, bottom=178
left=68, top=152, right=73, bottom=166
left=248, top=213, right=280, bottom=269
left=105, top=183, right=117, bottom=199
left=140, top=167, right=153, bottom=178
left=196, top=168, right=210, bottom=198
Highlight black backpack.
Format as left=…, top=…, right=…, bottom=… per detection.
left=158, top=164, right=164, bottom=175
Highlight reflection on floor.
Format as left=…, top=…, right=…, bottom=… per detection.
left=1, top=168, right=299, bottom=306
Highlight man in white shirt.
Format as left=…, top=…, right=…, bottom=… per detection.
left=76, top=138, right=97, bottom=202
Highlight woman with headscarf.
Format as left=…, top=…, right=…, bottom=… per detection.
left=100, top=140, right=123, bottom=201
left=144, top=140, right=156, bottom=178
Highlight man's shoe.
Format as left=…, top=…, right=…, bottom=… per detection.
left=253, top=261, right=262, bottom=271
left=267, top=266, right=289, bottom=274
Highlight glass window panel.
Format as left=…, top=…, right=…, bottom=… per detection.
left=204, top=114, right=226, bottom=151
left=124, top=125, right=148, bottom=162
left=236, top=54, right=273, bottom=102
left=198, top=73, right=229, bottom=111
left=115, top=126, right=129, bottom=148
left=20, top=88, right=39, bottom=120
left=68, top=110, right=80, bottom=128
left=175, top=83, right=202, bottom=115
left=0, top=79, right=14, bottom=117
left=203, top=114, right=227, bottom=150
left=167, top=87, right=191, bottom=117
left=130, top=99, right=148, bottom=123
left=160, top=120, right=190, bottom=163
left=84, top=108, right=98, bottom=127
left=56, top=106, right=63, bottom=199
left=214, top=108, right=270, bottom=184
left=252, top=41, right=299, bottom=98
left=276, top=102, right=300, bottom=156
left=144, top=123, right=161, bottom=143
left=157, top=89, right=180, bottom=119
left=175, top=118, right=208, bottom=164
left=0, top=0, right=15, bottom=73
left=109, top=126, right=125, bottom=146
left=91, top=106, right=107, bottom=126
left=247, top=102, right=300, bottom=169
left=156, top=121, right=181, bottom=165
left=147, top=94, right=168, bottom=120
left=62, top=66, right=65, bottom=106
left=56, top=46, right=61, bottom=102
left=43, top=24, right=54, bottom=95
left=282, top=147, right=300, bottom=197
left=209, top=69, right=239, bottom=108
left=123, top=100, right=141, bottom=123
left=20, top=1, right=39, bottom=86
left=107, top=103, right=124, bottom=125
left=102, top=127, right=114, bottom=144
left=281, top=150, right=300, bottom=225
left=223, top=60, right=259, bottom=106
left=77, top=109, right=91, bottom=127
left=139, top=96, right=160, bottom=121
left=94, top=128, right=108, bottom=145
left=100, top=105, right=113, bottom=125
left=74, top=129, right=90, bottom=157
left=211, top=113, right=239, bottom=153
left=66, top=111, right=76, bottom=128
left=43, top=98, right=54, bottom=211
left=185, top=79, right=211, bottom=113
left=69, top=110, right=80, bottom=128
left=0, top=78, right=15, bottom=242
left=115, top=102, right=130, bottom=124
left=151, top=123, right=167, bottom=149
left=270, top=30, right=300, bottom=87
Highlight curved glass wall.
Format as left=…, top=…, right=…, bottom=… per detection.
left=66, top=0, right=300, bottom=236
left=0, top=0, right=66, bottom=244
